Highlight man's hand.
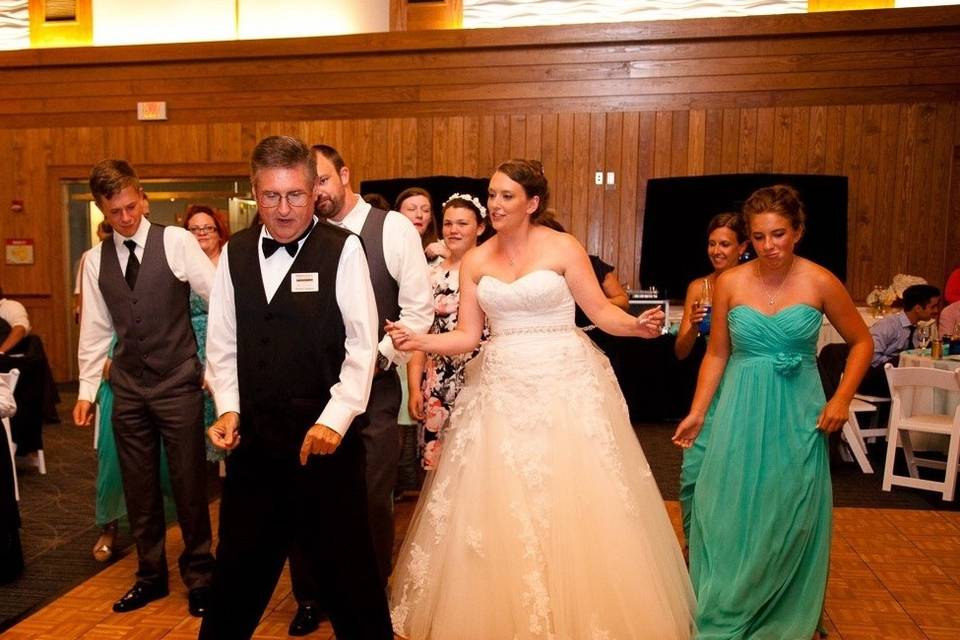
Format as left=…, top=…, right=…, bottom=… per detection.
left=208, top=412, right=241, bottom=450
left=299, top=424, right=342, bottom=465
left=73, top=400, right=95, bottom=428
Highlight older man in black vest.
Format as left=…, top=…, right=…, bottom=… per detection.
left=283, top=144, right=434, bottom=635
left=73, top=160, right=215, bottom=616
left=199, top=136, right=391, bottom=639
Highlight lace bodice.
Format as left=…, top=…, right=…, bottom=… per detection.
left=476, top=269, right=575, bottom=334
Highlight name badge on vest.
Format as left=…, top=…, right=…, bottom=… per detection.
left=291, top=272, right=319, bottom=293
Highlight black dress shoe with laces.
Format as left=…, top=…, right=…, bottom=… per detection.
left=112, top=582, right=169, bottom=613
left=288, top=603, right=324, bottom=636
left=188, top=586, right=212, bottom=617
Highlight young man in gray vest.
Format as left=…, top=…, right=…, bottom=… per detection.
left=73, top=160, right=215, bottom=616
left=200, top=136, right=392, bottom=639
left=284, top=144, right=434, bottom=635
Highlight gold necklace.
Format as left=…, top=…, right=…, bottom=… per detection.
left=755, top=258, right=795, bottom=306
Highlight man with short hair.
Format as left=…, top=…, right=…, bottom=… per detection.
left=861, top=283, right=941, bottom=392
left=199, top=135, right=391, bottom=639
left=73, top=159, right=215, bottom=616
left=0, top=293, right=30, bottom=357
left=819, top=283, right=941, bottom=400
left=285, top=143, right=433, bottom=635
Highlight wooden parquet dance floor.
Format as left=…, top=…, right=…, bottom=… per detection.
left=3, top=499, right=960, bottom=639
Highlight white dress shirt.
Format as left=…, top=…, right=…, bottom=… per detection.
left=328, top=197, right=434, bottom=365
left=205, top=220, right=378, bottom=437
left=77, top=218, right=215, bottom=402
left=0, top=299, right=31, bottom=334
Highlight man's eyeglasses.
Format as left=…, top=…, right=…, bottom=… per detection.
left=256, top=191, right=310, bottom=208
left=188, top=225, right=217, bottom=235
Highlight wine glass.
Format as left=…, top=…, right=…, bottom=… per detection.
left=870, top=285, right=884, bottom=318
left=915, top=324, right=931, bottom=352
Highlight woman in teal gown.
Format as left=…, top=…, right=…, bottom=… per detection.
left=673, top=185, right=873, bottom=639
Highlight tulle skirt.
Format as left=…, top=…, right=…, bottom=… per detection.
left=390, top=328, right=695, bottom=639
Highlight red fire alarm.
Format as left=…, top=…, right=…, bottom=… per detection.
left=10, top=200, right=23, bottom=213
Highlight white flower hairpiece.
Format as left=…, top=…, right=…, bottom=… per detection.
left=443, top=193, right=487, bottom=219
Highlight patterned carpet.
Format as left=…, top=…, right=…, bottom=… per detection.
left=0, top=388, right=222, bottom=631
left=2, top=389, right=956, bottom=631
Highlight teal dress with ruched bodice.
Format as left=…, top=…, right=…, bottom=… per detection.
left=689, top=304, right=831, bottom=639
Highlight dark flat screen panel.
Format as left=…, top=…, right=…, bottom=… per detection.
left=640, top=174, right=848, bottom=299
left=360, top=175, right=489, bottom=232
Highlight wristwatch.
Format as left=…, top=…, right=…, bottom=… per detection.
left=377, top=353, right=394, bottom=372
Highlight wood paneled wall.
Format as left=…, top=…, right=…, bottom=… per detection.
left=1, top=7, right=959, bottom=380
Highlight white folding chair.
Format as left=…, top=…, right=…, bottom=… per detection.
left=1, top=369, right=21, bottom=501
left=882, top=364, right=960, bottom=500
left=2, top=365, right=46, bottom=475
left=840, top=397, right=887, bottom=473
left=853, top=391, right=891, bottom=431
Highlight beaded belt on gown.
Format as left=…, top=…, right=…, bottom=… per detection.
left=490, top=324, right=577, bottom=337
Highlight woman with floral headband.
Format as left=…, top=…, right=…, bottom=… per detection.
left=406, top=193, right=490, bottom=470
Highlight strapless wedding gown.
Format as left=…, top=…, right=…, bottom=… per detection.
left=390, top=270, right=695, bottom=640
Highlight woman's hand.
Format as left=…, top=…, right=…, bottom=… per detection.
left=635, top=306, right=666, bottom=339
left=672, top=414, right=704, bottom=449
left=408, top=392, right=425, bottom=421
left=816, top=396, right=849, bottom=433
left=689, top=301, right=708, bottom=326
left=424, top=241, right=450, bottom=260
left=385, top=320, right=421, bottom=352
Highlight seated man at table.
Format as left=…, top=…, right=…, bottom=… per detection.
left=820, top=284, right=941, bottom=400
left=0, top=290, right=30, bottom=356
left=0, top=288, right=60, bottom=455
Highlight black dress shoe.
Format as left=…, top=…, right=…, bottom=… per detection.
left=188, top=586, right=211, bottom=617
left=112, top=582, right=169, bottom=613
left=288, top=603, right=324, bottom=636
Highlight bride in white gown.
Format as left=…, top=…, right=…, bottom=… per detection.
left=386, top=160, right=695, bottom=640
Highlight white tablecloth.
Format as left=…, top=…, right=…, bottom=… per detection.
left=817, top=307, right=878, bottom=353
left=898, top=350, right=960, bottom=413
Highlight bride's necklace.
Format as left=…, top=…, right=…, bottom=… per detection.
left=755, top=258, right=796, bottom=306
left=503, top=245, right=525, bottom=267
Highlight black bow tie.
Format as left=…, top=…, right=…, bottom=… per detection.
left=261, top=221, right=315, bottom=258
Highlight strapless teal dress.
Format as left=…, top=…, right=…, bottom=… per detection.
left=689, top=304, right=831, bottom=639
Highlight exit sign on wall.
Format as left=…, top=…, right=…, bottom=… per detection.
left=137, top=101, right=167, bottom=121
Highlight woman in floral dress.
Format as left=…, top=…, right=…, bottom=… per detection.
left=407, top=193, right=489, bottom=469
